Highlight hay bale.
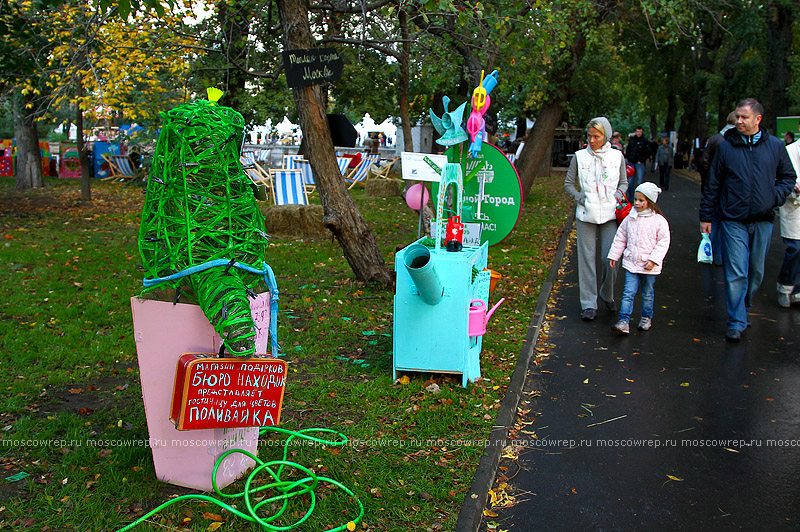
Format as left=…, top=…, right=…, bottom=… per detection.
left=366, top=179, right=403, bottom=197
left=261, top=204, right=327, bottom=239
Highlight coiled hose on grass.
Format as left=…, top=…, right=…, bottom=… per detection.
left=114, top=426, right=363, bottom=532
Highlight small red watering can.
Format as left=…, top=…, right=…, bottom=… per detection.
left=468, top=298, right=505, bottom=337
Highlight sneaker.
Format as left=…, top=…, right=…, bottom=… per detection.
left=778, top=293, right=791, bottom=308
left=612, top=320, right=630, bottom=335
left=792, top=293, right=800, bottom=305
left=638, top=317, right=652, bottom=331
left=581, top=308, right=597, bottom=321
left=725, top=328, right=742, bottom=342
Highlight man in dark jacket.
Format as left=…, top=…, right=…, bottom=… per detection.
left=625, top=126, right=649, bottom=200
left=699, top=98, right=797, bottom=342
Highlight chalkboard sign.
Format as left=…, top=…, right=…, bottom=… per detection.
left=282, top=48, right=343, bottom=88
left=170, top=354, right=287, bottom=431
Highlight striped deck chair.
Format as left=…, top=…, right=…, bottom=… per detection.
left=506, top=153, right=516, bottom=164
left=294, top=159, right=316, bottom=194
left=344, top=154, right=380, bottom=189
left=102, top=154, right=138, bottom=182
left=336, top=157, right=351, bottom=177
left=240, top=154, right=272, bottom=200
left=283, top=154, right=304, bottom=170
left=256, top=149, right=271, bottom=163
left=370, top=156, right=399, bottom=179
left=270, top=168, right=308, bottom=205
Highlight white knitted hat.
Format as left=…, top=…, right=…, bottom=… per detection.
left=636, top=182, right=662, bottom=203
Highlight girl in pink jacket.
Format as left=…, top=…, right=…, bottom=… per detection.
left=608, top=182, right=671, bottom=334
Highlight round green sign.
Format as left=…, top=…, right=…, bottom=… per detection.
left=432, top=143, right=522, bottom=246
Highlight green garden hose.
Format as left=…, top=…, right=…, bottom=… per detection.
left=114, top=426, right=363, bottom=532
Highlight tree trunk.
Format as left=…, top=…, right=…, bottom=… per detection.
left=397, top=5, right=432, bottom=231
left=515, top=116, right=527, bottom=140
left=759, top=0, right=793, bottom=132
left=76, top=79, right=91, bottom=202
left=516, top=11, right=591, bottom=199
left=516, top=99, right=564, bottom=200
left=715, top=42, right=747, bottom=131
left=217, top=0, right=253, bottom=121
left=277, top=0, right=392, bottom=286
left=12, top=94, right=44, bottom=191
left=398, top=6, right=414, bottom=152
left=664, top=92, right=677, bottom=132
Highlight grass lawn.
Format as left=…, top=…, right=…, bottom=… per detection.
left=0, top=173, right=570, bottom=531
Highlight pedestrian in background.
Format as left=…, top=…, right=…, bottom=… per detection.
left=700, top=111, right=737, bottom=266
left=655, top=137, right=674, bottom=191
left=777, top=118, right=800, bottom=307
left=611, top=132, right=624, bottom=152
left=565, top=117, right=628, bottom=321
left=649, top=137, right=658, bottom=173
left=699, top=98, right=796, bottom=342
left=608, top=182, right=671, bottom=334
left=625, top=126, right=649, bottom=201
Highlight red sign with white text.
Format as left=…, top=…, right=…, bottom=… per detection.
left=170, top=353, right=287, bottom=431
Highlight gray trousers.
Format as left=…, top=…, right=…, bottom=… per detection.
left=576, top=219, right=619, bottom=310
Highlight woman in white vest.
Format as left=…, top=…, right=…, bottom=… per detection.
left=777, top=131, right=800, bottom=307
left=564, top=117, right=628, bottom=320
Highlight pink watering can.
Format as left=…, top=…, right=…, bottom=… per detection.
left=468, top=298, right=505, bottom=337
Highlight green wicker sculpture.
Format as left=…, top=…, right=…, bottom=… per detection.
left=138, top=89, right=270, bottom=357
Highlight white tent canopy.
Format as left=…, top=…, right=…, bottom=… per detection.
left=246, top=113, right=396, bottom=145
left=355, top=113, right=397, bottom=140
left=276, top=116, right=301, bottom=135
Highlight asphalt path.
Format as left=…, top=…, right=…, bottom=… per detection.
left=486, top=168, right=800, bottom=531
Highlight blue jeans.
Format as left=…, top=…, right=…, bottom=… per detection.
left=618, top=270, right=657, bottom=322
left=778, top=237, right=800, bottom=290
left=711, top=219, right=724, bottom=265
left=720, top=220, right=773, bottom=331
left=628, top=163, right=645, bottom=201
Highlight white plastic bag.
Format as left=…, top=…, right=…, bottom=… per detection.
left=697, top=233, right=713, bottom=264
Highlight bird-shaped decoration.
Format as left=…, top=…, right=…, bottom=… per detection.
left=429, top=95, right=469, bottom=146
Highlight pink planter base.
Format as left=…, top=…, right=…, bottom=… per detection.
left=131, top=294, right=271, bottom=491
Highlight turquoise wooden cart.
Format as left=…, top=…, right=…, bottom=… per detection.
left=393, top=162, right=491, bottom=387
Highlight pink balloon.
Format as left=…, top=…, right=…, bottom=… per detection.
left=406, top=183, right=430, bottom=210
